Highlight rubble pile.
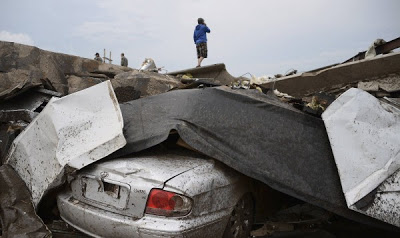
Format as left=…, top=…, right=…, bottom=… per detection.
left=0, top=41, right=181, bottom=102
left=0, top=38, right=400, bottom=237
left=260, top=51, right=400, bottom=99
left=0, top=41, right=182, bottom=164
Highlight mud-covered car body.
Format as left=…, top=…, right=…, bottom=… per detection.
left=57, top=149, right=258, bottom=237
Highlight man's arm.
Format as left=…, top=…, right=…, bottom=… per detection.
left=193, top=30, right=197, bottom=43
left=205, top=25, right=210, bottom=33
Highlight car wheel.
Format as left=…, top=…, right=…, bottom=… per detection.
left=223, top=193, right=254, bottom=238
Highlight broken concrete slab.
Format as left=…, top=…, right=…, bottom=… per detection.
left=5, top=81, right=126, bottom=207
left=111, top=70, right=180, bottom=101
left=358, top=74, right=400, bottom=93
left=0, top=69, right=43, bottom=101
left=0, top=41, right=130, bottom=95
left=66, top=75, right=103, bottom=94
left=0, top=164, right=51, bottom=238
left=260, top=52, right=400, bottom=98
left=167, top=63, right=239, bottom=86
left=376, top=75, right=400, bottom=93
left=0, top=41, right=183, bottom=101
left=66, top=69, right=181, bottom=101
left=358, top=81, right=380, bottom=92
left=322, top=88, right=400, bottom=227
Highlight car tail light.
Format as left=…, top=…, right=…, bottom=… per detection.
left=145, top=189, right=192, bottom=217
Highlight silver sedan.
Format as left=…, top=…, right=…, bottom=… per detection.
left=57, top=149, right=263, bottom=238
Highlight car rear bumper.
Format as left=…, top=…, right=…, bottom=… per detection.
left=57, top=193, right=230, bottom=238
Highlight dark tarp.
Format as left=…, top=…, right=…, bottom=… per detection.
left=115, top=86, right=393, bottom=228
left=0, top=165, right=50, bottom=238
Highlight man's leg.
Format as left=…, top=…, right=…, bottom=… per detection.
left=197, top=57, right=204, bottom=67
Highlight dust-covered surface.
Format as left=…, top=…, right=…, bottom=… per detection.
left=114, top=86, right=394, bottom=228
left=4, top=81, right=126, bottom=207
left=354, top=169, right=400, bottom=227
left=322, top=88, right=400, bottom=227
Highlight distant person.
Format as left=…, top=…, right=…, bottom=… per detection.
left=121, top=53, right=128, bottom=67
left=94, top=53, right=103, bottom=63
left=193, top=17, right=210, bottom=67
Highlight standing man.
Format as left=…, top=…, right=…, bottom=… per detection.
left=121, top=53, right=128, bottom=67
left=193, top=18, right=210, bottom=67
left=94, top=53, right=103, bottom=63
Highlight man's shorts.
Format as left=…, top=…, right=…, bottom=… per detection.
left=196, top=42, right=208, bottom=58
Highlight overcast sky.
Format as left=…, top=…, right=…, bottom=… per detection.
left=1, top=0, right=399, bottom=76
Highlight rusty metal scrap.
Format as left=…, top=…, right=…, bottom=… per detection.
left=343, top=37, right=400, bottom=63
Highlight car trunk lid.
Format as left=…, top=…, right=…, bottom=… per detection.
left=69, top=151, right=210, bottom=219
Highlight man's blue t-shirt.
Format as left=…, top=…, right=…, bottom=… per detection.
left=193, top=24, right=211, bottom=44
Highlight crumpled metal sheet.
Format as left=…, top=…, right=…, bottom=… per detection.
left=322, top=88, right=400, bottom=227
left=5, top=81, right=126, bottom=207
left=0, top=164, right=51, bottom=238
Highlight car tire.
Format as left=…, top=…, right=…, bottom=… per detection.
left=223, top=193, right=254, bottom=238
